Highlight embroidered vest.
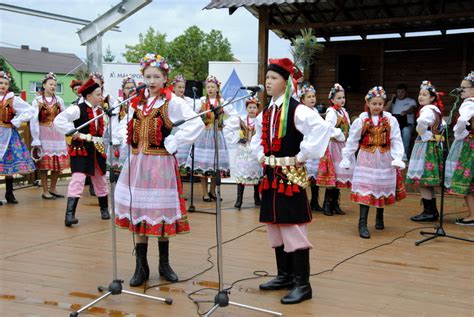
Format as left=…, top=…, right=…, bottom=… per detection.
left=359, top=116, right=391, bottom=153
left=200, top=97, right=224, bottom=129
left=333, top=108, right=350, bottom=140
left=38, top=99, right=61, bottom=127
left=0, top=97, right=15, bottom=128
left=239, top=117, right=256, bottom=143
left=128, top=101, right=174, bottom=155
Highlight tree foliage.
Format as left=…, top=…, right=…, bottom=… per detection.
left=290, top=29, right=324, bottom=72
left=123, top=27, right=169, bottom=63
left=103, top=45, right=115, bottom=62
left=123, top=26, right=233, bottom=81
left=0, top=58, right=20, bottom=93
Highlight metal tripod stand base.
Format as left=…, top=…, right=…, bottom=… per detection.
left=202, top=290, right=282, bottom=317
left=70, top=279, right=172, bottom=316
left=415, top=226, right=474, bottom=246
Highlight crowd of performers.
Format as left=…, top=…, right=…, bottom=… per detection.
left=0, top=53, right=473, bottom=305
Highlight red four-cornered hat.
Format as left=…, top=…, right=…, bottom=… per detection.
left=267, top=58, right=303, bottom=80
left=78, top=78, right=100, bottom=97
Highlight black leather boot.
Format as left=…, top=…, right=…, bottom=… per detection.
left=158, top=240, right=178, bottom=282
left=259, top=246, right=295, bottom=290
left=281, top=248, right=312, bottom=304
left=332, top=188, right=345, bottom=215
left=375, top=208, right=384, bottom=230
left=129, top=243, right=150, bottom=287
left=358, top=205, right=370, bottom=239
left=310, top=185, right=323, bottom=212
left=5, top=176, right=18, bottom=204
left=98, top=196, right=110, bottom=220
left=254, top=185, right=261, bottom=205
left=234, top=184, right=244, bottom=209
left=65, top=197, right=79, bottom=227
left=322, top=189, right=333, bottom=216
left=410, top=198, right=437, bottom=222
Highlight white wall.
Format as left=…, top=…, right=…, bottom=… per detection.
left=102, top=62, right=142, bottom=98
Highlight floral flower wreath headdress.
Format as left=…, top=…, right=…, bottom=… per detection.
left=42, top=72, right=57, bottom=83
left=298, top=84, right=316, bottom=99
left=139, top=53, right=170, bottom=75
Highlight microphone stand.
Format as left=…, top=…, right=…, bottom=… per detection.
left=188, top=88, right=197, bottom=213
left=174, top=90, right=282, bottom=316
left=69, top=92, right=173, bottom=317
left=415, top=90, right=474, bottom=246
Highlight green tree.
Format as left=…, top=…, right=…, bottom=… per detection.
left=123, top=27, right=169, bottom=63
left=103, top=45, right=115, bottom=62
left=168, top=26, right=233, bottom=80
left=0, top=58, right=20, bottom=93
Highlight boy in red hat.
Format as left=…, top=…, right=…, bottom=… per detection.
left=54, top=78, right=110, bottom=226
left=251, top=58, right=343, bottom=304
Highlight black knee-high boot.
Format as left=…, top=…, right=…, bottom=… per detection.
left=234, top=184, right=245, bottom=209
left=5, top=176, right=18, bottom=204
left=98, top=196, right=110, bottom=219
left=254, top=184, right=261, bottom=205
left=375, top=208, right=384, bottom=230
left=332, top=188, right=345, bottom=215
left=259, top=246, right=295, bottom=290
left=158, top=240, right=178, bottom=282
left=281, top=248, right=312, bottom=304
left=410, top=198, right=438, bottom=222
left=129, top=243, right=150, bottom=287
left=65, top=197, right=79, bottom=227
left=310, top=185, right=323, bottom=212
left=322, top=189, right=333, bottom=216
left=358, top=205, right=370, bottom=239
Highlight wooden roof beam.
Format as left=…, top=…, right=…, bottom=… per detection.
left=269, top=11, right=474, bottom=30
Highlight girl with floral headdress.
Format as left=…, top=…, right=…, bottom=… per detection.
left=30, top=72, right=70, bottom=200
left=171, top=74, right=195, bottom=172
left=340, top=86, right=406, bottom=238
left=298, top=84, right=324, bottom=212
left=232, top=96, right=262, bottom=209
left=316, top=83, right=355, bottom=216
left=0, top=71, right=36, bottom=204
left=407, top=81, right=445, bottom=222
left=184, top=75, right=240, bottom=202
left=445, top=71, right=474, bottom=226
left=114, top=53, right=204, bottom=286
left=106, top=75, right=136, bottom=180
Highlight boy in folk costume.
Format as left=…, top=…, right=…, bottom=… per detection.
left=69, top=79, right=83, bottom=106
left=232, top=96, right=262, bottom=209
left=0, top=71, right=36, bottom=204
left=407, top=81, right=445, bottom=222
left=251, top=58, right=341, bottom=304
left=340, top=87, right=406, bottom=239
left=114, top=53, right=204, bottom=286
left=298, top=84, right=324, bottom=211
left=54, top=78, right=111, bottom=226
left=317, top=83, right=354, bottom=216
left=30, top=72, right=70, bottom=200
left=445, top=71, right=474, bottom=226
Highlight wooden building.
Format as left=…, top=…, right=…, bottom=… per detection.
left=205, top=0, right=474, bottom=113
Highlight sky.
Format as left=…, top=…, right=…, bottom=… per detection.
left=0, top=0, right=292, bottom=63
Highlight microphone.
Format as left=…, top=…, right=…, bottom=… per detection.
left=132, top=82, right=149, bottom=93
left=449, top=87, right=463, bottom=95
left=240, top=84, right=265, bottom=93
left=192, top=87, right=198, bottom=93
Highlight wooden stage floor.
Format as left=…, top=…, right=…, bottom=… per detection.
left=0, top=181, right=473, bottom=316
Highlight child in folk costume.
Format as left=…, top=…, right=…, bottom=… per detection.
left=407, top=81, right=445, bottom=222
left=114, top=53, right=204, bottom=286
left=185, top=75, right=240, bottom=202
left=107, top=75, right=136, bottom=181
left=299, top=84, right=324, bottom=212
left=317, top=84, right=354, bottom=216
left=172, top=74, right=195, bottom=173
left=445, top=71, right=474, bottom=226
left=30, top=72, right=70, bottom=200
left=69, top=79, right=83, bottom=106
left=232, top=96, right=262, bottom=210
left=251, top=58, right=342, bottom=304
left=340, top=87, right=406, bottom=239
left=54, top=78, right=111, bottom=226
left=0, top=71, right=36, bottom=204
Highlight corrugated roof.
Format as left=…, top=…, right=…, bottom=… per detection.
left=0, top=46, right=86, bottom=74
left=204, top=0, right=312, bottom=9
